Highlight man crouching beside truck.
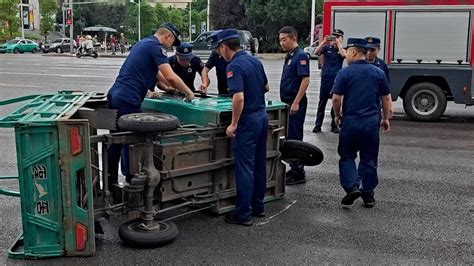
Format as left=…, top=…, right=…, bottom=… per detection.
left=106, top=22, right=195, bottom=192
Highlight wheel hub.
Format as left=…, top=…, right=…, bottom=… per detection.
left=411, top=89, right=439, bottom=115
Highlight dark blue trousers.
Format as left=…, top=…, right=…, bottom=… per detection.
left=107, top=100, right=141, bottom=187
left=338, top=115, right=380, bottom=194
left=315, top=77, right=336, bottom=128
left=232, top=112, right=268, bottom=221
left=284, top=96, right=307, bottom=177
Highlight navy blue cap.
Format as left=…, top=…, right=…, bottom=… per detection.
left=159, top=22, right=181, bottom=46
left=344, top=38, right=369, bottom=49
left=176, top=42, right=194, bottom=60
left=209, top=29, right=240, bottom=49
left=332, top=29, right=344, bottom=36
left=365, top=37, right=381, bottom=49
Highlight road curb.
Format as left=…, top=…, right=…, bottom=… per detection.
left=41, top=53, right=128, bottom=58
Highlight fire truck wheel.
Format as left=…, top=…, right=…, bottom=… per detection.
left=119, top=219, right=179, bottom=248
left=403, top=82, right=447, bottom=121
left=118, top=113, right=180, bottom=133
left=280, top=140, right=324, bottom=166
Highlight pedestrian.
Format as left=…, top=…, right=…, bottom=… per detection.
left=202, top=30, right=230, bottom=95
left=110, top=34, right=116, bottom=55
left=313, top=29, right=346, bottom=134
left=106, top=23, right=195, bottom=197
left=365, top=37, right=389, bottom=82
left=278, top=26, right=310, bottom=185
left=120, top=33, right=126, bottom=54
left=210, top=29, right=270, bottom=226
left=167, top=43, right=209, bottom=93
left=331, top=38, right=392, bottom=208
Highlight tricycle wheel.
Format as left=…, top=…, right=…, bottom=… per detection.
left=119, top=219, right=178, bottom=248
left=280, top=140, right=324, bottom=166
left=118, top=113, right=180, bottom=133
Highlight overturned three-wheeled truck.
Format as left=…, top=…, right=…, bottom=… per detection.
left=0, top=91, right=323, bottom=259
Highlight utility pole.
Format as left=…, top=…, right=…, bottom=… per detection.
left=310, top=0, right=316, bottom=45
left=207, top=0, right=210, bottom=31
left=188, top=1, right=192, bottom=41
left=62, top=3, right=65, bottom=36
left=138, top=0, right=141, bottom=40
left=69, top=0, right=74, bottom=53
left=19, top=0, right=25, bottom=39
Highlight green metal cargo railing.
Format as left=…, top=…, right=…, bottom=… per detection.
left=0, top=91, right=96, bottom=259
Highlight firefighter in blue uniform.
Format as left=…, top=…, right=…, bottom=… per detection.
left=278, top=26, right=310, bottom=185
left=365, top=37, right=390, bottom=82
left=210, top=29, right=270, bottom=226
left=203, top=31, right=230, bottom=95
left=331, top=38, right=392, bottom=208
left=106, top=23, right=194, bottom=192
left=167, top=43, right=209, bottom=93
left=313, top=29, right=346, bottom=133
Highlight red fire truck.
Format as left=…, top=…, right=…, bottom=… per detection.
left=322, top=0, right=474, bottom=121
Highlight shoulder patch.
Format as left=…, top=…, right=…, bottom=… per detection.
left=300, top=60, right=307, bottom=65
left=227, top=71, right=234, bottom=78
left=161, top=48, right=167, bottom=56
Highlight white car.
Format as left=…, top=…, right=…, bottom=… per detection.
left=303, top=40, right=319, bottom=59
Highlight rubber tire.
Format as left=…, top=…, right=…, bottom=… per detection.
left=13, top=48, right=19, bottom=54
left=280, top=140, right=324, bottom=166
left=76, top=53, right=81, bottom=58
left=118, top=113, right=180, bottom=133
left=119, top=220, right=178, bottom=248
left=56, top=47, right=62, bottom=54
left=403, top=82, right=447, bottom=121
left=31, top=48, right=37, bottom=54
left=93, top=52, right=98, bottom=58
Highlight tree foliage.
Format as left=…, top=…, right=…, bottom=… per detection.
left=39, top=0, right=57, bottom=41
left=209, top=0, right=245, bottom=29
left=0, top=0, right=20, bottom=37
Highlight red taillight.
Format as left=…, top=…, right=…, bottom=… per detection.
left=70, top=127, right=83, bottom=156
left=75, top=223, right=87, bottom=251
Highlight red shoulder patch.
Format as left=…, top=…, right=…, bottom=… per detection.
left=300, top=60, right=307, bottom=65
left=227, top=71, right=234, bottom=78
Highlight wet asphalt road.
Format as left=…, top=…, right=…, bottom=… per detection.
left=0, top=54, right=472, bottom=265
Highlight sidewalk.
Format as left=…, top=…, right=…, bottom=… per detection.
left=42, top=52, right=286, bottom=60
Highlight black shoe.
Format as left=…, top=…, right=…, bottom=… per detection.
left=251, top=211, right=266, bottom=218
left=312, top=126, right=322, bottom=133
left=361, top=193, right=376, bottom=208
left=331, top=127, right=340, bottom=133
left=224, top=214, right=253, bottom=226
left=285, top=172, right=306, bottom=185
left=341, top=188, right=361, bottom=208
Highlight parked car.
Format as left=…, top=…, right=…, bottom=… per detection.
left=190, top=30, right=259, bottom=58
left=303, top=40, right=319, bottom=59
left=41, top=38, right=76, bottom=54
left=0, top=39, right=39, bottom=54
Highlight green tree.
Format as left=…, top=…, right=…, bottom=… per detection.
left=192, top=0, right=208, bottom=12
left=209, top=0, right=245, bottom=29
left=242, top=0, right=315, bottom=52
left=39, top=0, right=57, bottom=42
left=0, top=0, right=20, bottom=38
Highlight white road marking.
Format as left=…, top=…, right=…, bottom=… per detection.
left=0, top=71, right=111, bottom=79
left=0, top=82, right=44, bottom=88
left=256, top=200, right=297, bottom=226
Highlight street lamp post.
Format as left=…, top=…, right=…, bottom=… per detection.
left=129, top=0, right=141, bottom=40
left=19, top=0, right=25, bottom=39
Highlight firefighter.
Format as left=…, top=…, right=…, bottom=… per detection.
left=313, top=29, right=346, bottom=134
left=107, top=23, right=194, bottom=192
left=210, top=29, right=270, bottom=226
left=331, top=38, right=392, bottom=208
left=203, top=30, right=230, bottom=95
left=167, top=43, right=209, bottom=93
left=278, top=26, right=310, bottom=185
left=365, top=37, right=390, bottom=82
